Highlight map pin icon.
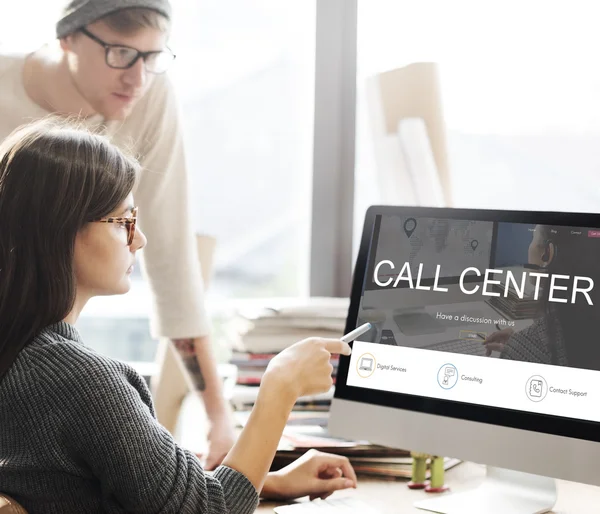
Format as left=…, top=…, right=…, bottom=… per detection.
left=471, top=240, right=479, bottom=251
left=404, top=218, right=417, bottom=238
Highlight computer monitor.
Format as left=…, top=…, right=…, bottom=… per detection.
left=329, top=205, right=600, bottom=514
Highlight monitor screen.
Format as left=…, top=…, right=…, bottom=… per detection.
left=335, top=206, right=600, bottom=443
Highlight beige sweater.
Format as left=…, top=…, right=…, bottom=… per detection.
left=0, top=51, right=210, bottom=339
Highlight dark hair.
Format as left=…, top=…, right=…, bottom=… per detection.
left=100, top=8, right=171, bottom=34
left=537, top=225, right=600, bottom=369
left=0, top=117, right=139, bottom=379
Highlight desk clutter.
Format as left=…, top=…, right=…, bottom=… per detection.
left=232, top=404, right=460, bottom=480
left=225, top=297, right=347, bottom=409
left=229, top=296, right=349, bottom=354
left=224, top=297, right=460, bottom=481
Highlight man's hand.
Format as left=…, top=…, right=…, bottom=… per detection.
left=197, top=413, right=237, bottom=471
left=261, top=449, right=357, bottom=501
left=173, top=336, right=236, bottom=469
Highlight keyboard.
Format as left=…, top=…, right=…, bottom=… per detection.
left=274, top=497, right=383, bottom=513
left=425, top=337, right=487, bottom=356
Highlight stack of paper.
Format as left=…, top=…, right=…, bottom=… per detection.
left=225, top=297, right=348, bottom=413
left=230, top=351, right=339, bottom=387
left=273, top=433, right=460, bottom=479
left=231, top=297, right=349, bottom=354
left=233, top=411, right=461, bottom=479
left=230, top=385, right=336, bottom=412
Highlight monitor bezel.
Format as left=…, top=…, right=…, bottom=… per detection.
left=334, top=205, right=600, bottom=444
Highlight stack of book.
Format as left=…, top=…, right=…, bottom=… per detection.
left=274, top=425, right=461, bottom=478
left=229, top=383, right=336, bottom=412
left=233, top=411, right=461, bottom=479
left=231, top=351, right=339, bottom=387
left=231, top=296, right=349, bottom=354
left=227, top=297, right=348, bottom=413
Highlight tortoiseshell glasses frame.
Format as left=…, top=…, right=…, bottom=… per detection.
left=95, top=206, right=138, bottom=246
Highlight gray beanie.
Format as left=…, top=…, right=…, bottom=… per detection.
left=56, top=0, right=172, bottom=38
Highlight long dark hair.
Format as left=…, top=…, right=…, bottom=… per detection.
left=0, top=117, right=139, bottom=379
left=537, top=225, right=600, bottom=370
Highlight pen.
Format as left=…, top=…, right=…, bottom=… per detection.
left=341, top=322, right=372, bottom=343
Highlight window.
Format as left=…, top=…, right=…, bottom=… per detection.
left=1, top=1, right=316, bottom=362
left=355, top=0, right=600, bottom=251
left=168, top=0, right=315, bottom=300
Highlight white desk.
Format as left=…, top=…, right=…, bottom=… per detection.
left=257, top=461, right=600, bottom=513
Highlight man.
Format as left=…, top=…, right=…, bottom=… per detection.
left=0, top=0, right=235, bottom=469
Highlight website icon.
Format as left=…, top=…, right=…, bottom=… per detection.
left=356, top=353, right=376, bottom=378
left=525, top=375, right=548, bottom=402
left=437, top=363, right=458, bottom=390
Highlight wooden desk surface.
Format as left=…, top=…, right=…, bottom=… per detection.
left=257, top=461, right=600, bottom=513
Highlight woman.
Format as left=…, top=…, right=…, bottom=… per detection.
left=484, top=224, right=600, bottom=370
left=0, top=118, right=356, bottom=514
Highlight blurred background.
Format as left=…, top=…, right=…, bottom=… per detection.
left=4, top=0, right=600, bottom=365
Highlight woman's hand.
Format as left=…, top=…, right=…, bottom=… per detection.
left=263, top=338, right=352, bottom=401
left=220, top=339, right=351, bottom=493
left=261, top=449, right=358, bottom=501
left=483, top=328, right=514, bottom=356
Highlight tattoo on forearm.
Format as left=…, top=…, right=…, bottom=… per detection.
left=173, top=338, right=206, bottom=391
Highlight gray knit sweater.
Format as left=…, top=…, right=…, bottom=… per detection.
left=0, top=322, right=259, bottom=513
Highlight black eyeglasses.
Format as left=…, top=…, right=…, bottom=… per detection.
left=80, top=28, right=176, bottom=74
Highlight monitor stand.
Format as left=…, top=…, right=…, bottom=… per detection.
left=413, top=466, right=557, bottom=514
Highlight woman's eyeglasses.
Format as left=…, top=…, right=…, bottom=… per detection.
left=96, top=206, right=138, bottom=246
left=80, top=28, right=176, bottom=74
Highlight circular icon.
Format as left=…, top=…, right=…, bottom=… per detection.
left=437, top=363, right=458, bottom=390
left=356, top=353, right=376, bottom=378
left=525, top=375, right=548, bottom=402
